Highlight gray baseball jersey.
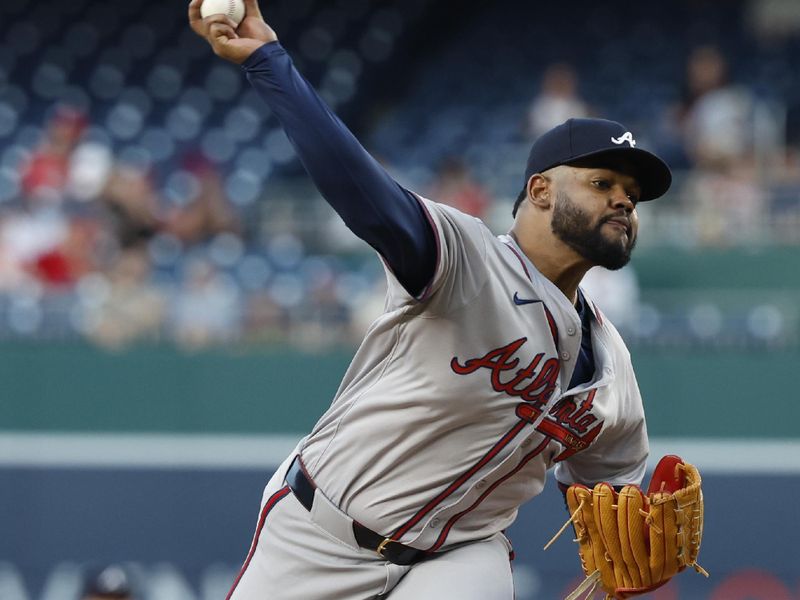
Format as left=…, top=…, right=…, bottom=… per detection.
left=220, top=39, right=664, bottom=600
left=299, top=197, right=648, bottom=552
left=227, top=197, right=649, bottom=600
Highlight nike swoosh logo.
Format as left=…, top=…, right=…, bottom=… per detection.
left=513, top=292, right=543, bottom=306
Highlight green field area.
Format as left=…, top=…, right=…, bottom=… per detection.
left=1, top=343, right=795, bottom=438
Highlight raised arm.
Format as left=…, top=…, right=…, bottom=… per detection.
left=189, top=0, right=436, bottom=298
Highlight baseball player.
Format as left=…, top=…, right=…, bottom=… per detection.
left=189, top=2, right=695, bottom=599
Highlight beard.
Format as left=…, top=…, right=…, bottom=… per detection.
left=550, top=190, right=636, bottom=270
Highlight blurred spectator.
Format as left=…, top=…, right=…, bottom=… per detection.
left=0, top=2, right=798, bottom=351
left=101, top=164, right=161, bottom=249
left=293, top=272, right=351, bottom=349
left=664, top=46, right=770, bottom=246
left=747, top=0, right=800, bottom=42
left=0, top=207, right=68, bottom=290
left=30, top=215, right=104, bottom=288
left=163, top=153, right=241, bottom=245
left=0, top=205, right=105, bottom=290
left=768, top=102, right=800, bottom=242
left=243, top=290, right=285, bottom=343
left=678, top=46, right=755, bottom=169
left=85, top=248, right=166, bottom=349
left=682, top=164, right=767, bottom=246
left=68, top=141, right=115, bottom=202
left=100, top=151, right=241, bottom=256
left=526, top=63, right=590, bottom=139
left=428, top=156, right=491, bottom=218
left=20, top=105, right=88, bottom=204
left=170, top=258, right=241, bottom=349
left=80, top=564, right=135, bottom=600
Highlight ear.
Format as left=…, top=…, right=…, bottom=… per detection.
left=527, top=173, right=552, bottom=210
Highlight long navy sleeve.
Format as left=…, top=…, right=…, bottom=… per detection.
left=242, top=42, right=437, bottom=297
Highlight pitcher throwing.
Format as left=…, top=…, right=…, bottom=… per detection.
left=189, top=2, right=705, bottom=598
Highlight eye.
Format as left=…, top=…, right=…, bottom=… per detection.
left=592, top=179, right=610, bottom=190
left=627, top=192, right=640, bottom=204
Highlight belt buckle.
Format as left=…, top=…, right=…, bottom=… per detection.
left=376, top=537, right=393, bottom=558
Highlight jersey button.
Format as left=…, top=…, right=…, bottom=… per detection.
left=476, top=480, right=487, bottom=489
left=430, top=518, right=441, bottom=528
left=560, top=351, right=571, bottom=360
left=567, top=326, right=576, bottom=336
left=521, top=438, right=531, bottom=447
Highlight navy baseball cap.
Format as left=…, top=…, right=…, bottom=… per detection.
left=515, top=118, right=672, bottom=215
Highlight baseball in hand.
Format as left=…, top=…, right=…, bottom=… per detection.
left=200, top=0, right=246, bottom=26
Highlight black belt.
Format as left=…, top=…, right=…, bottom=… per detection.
left=285, top=456, right=429, bottom=566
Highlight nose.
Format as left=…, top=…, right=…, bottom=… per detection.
left=610, top=186, right=635, bottom=213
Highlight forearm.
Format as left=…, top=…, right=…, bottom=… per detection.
left=242, top=42, right=436, bottom=296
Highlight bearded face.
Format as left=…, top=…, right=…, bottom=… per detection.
left=550, top=190, right=637, bottom=270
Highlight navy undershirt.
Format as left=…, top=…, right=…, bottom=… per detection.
left=242, top=43, right=436, bottom=298
left=243, top=42, right=596, bottom=386
left=569, top=290, right=596, bottom=389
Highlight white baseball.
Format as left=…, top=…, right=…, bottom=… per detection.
left=200, top=0, right=246, bottom=27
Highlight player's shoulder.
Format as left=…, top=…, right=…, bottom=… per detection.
left=417, top=196, right=490, bottom=231
left=416, top=196, right=496, bottom=257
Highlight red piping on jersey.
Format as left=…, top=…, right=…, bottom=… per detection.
left=426, top=438, right=550, bottom=552
left=225, top=485, right=291, bottom=600
left=391, top=420, right=528, bottom=540
left=503, top=241, right=559, bottom=349
left=591, top=301, right=604, bottom=326
left=503, top=241, right=532, bottom=281
left=542, top=305, right=560, bottom=350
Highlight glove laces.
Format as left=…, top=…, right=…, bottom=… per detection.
left=564, top=570, right=603, bottom=600
left=543, top=498, right=585, bottom=551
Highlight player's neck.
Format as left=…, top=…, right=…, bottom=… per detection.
left=508, top=229, right=590, bottom=305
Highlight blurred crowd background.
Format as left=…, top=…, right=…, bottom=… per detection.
left=3, top=0, right=800, bottom=598
left=1, top=0, right=799, bottom=352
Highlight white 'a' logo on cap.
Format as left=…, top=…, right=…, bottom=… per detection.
left=611, top=132, right=636, bottom=147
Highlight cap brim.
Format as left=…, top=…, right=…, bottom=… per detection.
left=564, top=147, right=672, bottom=201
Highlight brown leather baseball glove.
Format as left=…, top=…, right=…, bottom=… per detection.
left=552, top=455, right=707, bottom=600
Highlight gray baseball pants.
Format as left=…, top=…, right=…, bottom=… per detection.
left=226, top=452, right=515, bottom=599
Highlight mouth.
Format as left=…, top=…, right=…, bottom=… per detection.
left=602, top=217, right=631, bottom=236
